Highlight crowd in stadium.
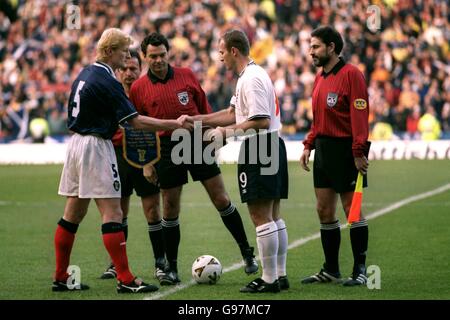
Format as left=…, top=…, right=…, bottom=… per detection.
left=0, top=0, right=449, bottom=143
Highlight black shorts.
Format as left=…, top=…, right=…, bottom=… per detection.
left=115, top=147, right=160, bottom=198
left=157, top=136, right=221, bottom=189
left=237, top=132, right=289, bottom=203
left=313, top=137, right=368, bottom=193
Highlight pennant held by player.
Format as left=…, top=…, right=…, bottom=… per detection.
left=348, top=171, right=364, bottom=224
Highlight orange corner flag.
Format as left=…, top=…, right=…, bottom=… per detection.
left=348, top=172, right=363, bottom=224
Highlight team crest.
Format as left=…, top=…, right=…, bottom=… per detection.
left=327, top=92, right=338, bottom=108
left=177, top=91, right=189, bottom=105
left=113, top=180, right=120, bottom=191
left=354, top=98, right=367, bottom=110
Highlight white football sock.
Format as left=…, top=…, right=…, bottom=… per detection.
left=275, top=219, right=288, bottom=277
left=256, top=221, right=279, bottom=284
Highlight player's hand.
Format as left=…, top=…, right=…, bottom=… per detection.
left=354, top=156, right=369, bottom=175
left=143, top=163, right=158, bottom=185
left=177, top=115, right=194, bottom=131
left=300, top=149, right=311, bottom=172
left=184, top=115, right=195, bottom=123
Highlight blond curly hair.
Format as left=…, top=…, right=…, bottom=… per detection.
left=96, top=28, right=132, bottom=60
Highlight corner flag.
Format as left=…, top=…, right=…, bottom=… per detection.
left=348, top=171, right=364, bottom=224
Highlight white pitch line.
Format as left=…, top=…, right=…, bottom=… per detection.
left=144, top=183, right=450, bottom=300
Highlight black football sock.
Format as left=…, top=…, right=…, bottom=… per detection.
left=148, top=220, right=165, bottom=265
left=218, top=202, right=251, bottom=254
left=350, top=219, right=368, bottom=269
left=320, top=220, right=341, bottom=274
left=162, top=216, right=180, bottom=272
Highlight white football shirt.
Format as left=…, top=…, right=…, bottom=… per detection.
left=231, top=61, right=281, bottom=132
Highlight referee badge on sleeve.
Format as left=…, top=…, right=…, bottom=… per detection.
left=326, top=92, right=338, bottom=108
left=177, top=91, right=189, bottom=105
left=354, top=99, right=367, bottom=110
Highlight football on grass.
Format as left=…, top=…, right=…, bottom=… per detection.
left=192, top=255, right=222, bottom=284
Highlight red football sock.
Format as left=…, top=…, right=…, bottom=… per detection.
left=54, top=224, right=75, bottom=281
left=102, top=231, right=135, bottom=284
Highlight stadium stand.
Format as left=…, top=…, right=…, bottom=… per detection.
left=1, top=0, right=449, bottom=143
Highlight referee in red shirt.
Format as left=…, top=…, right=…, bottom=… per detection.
left=300, top=26, right=370, bottom=286
left=129, top=33, right=258, bottom=284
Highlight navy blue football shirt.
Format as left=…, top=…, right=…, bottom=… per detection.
left=67, top=61, right=138, bottom=139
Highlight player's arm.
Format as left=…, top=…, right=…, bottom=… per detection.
left=205, top=116, right=269, bottom=147
left=128, top=114, right=192, bottom=131
left=221, top=116, right=269, bottom=137
left=191, top=106, right=236, bottom=127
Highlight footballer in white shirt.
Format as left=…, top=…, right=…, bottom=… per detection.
left=190, top=29, right=289, bottom=293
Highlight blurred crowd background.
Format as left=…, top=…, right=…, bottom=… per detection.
left=0, top=0, right=449, bottom=143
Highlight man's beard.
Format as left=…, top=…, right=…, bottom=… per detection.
left=312, top=54, right=331, bottom=67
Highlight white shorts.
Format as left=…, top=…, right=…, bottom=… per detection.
left=58, top=133, right=121, bottom=198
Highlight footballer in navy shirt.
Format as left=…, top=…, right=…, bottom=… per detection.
left=53, top=28, right=191, bottom=294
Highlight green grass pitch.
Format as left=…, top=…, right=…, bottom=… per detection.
left=0, top=160, right=449, bottom=300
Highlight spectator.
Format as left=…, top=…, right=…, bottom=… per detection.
left=418, top=105, right=442, bottom=141
left=441, top=95, right=450, bottom=133
left=405, top=105, right=421, bottom=140
left=371, top=122, right=395, bottom=141
left=29, top=109, right=49, bottom=143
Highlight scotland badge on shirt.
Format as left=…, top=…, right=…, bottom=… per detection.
left=121, top=123, right=160, bottom=168
left=327, top=92, right=338, bottom=108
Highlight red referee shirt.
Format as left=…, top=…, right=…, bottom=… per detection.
left=129, top=65, right=211, bottom=137
left=111, top=129, right=123, bottom=147
left=112, top=93, right=128, bottom=147
left=303, top=59, right=369, bottom=157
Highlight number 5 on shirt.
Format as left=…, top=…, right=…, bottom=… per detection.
left=72, top=81, right=85, bottom=118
